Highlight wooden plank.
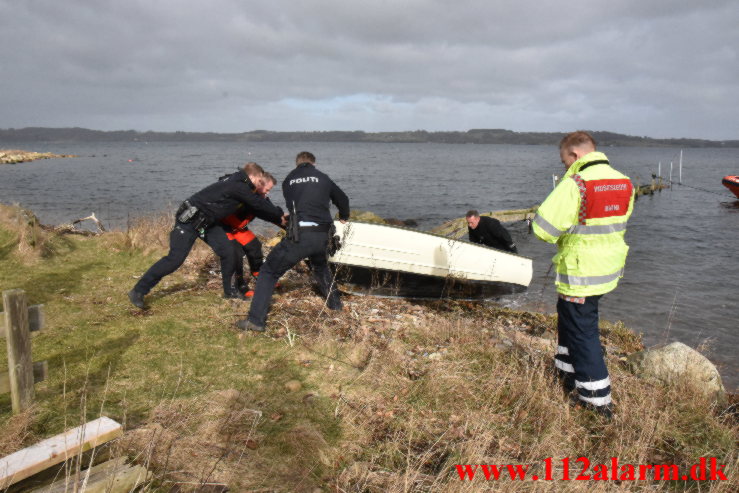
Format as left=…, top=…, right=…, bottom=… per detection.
left=0, top=304, right=44, bottom=337
left=3, top=290, right=34, bottom=413
left=28, top=457, right=149, bottom=493
left=0, top=361, right=47, bottom=395
left=0, top=416, right=123, bottom=489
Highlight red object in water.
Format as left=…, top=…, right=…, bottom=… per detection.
left=722, top=175, right=739, bottom=198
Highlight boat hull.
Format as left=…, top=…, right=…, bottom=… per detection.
left=328, top=221, right=532, bottom=297
left=722, top=175, right=739, bottom=198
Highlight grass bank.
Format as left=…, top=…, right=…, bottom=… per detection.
left=0, top=204, right=735, bottom=492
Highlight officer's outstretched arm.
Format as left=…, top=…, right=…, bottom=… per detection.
left=330, top=181, right=350, bottom=221
left=237, top=190, right=284, bottom=225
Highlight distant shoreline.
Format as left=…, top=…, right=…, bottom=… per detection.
left=1, top=127, right=737, bottom=148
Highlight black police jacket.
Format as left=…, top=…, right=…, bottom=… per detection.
left=282, top=163, right=350, bottom=224
left=468, top=215, right=517, bottom=253
left=188, top=169, right=283, bottom=225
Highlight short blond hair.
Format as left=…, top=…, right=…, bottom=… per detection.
left=560, top=131, right=596, bottom=152
left=243, top=161, right=265, bottom=176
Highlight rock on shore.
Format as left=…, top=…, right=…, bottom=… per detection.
left=627, top=341, right=727, bottom=404
left=0, top=149, right=75, bottom=164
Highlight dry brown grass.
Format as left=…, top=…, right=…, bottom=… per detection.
left=253, top=286, right=737, bottom=492
left=0, top=409, right=37, bottom=457
left=117, top=211, right=217, bottom=279
left=1, top=210, right=734, bottom=492
left=0, top=203, right=53, bottom=262
left=110, top=278, right=735, bottom=491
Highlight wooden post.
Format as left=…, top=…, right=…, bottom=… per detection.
left=3, top=289, right=34, bottom=413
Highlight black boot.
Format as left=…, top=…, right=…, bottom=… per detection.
left=224, top=291, right=250, bottom=301
left=236, top=319, right=265, bottom=332
left=128, top=289, right=146, bottom=309
left=569, top=394, right=615, bottom=420
left=554, top=369, right=575, bottom=395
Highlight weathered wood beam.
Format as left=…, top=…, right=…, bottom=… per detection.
left=2, top=290, right=34, bottom=413
left=0, top=416, right=123, bottom=489
left=0, top=304, right=44, bottom=337
left=28, top=457, right=149, bottom=493
left=430, top=207, right=538, bottom=239
left=0, top=361, right=47, bottom=395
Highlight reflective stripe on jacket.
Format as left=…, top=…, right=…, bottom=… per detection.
left=532, top=151, right=634, bottom=296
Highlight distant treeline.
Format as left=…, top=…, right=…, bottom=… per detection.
left=1, top=127, right=737, bottom=147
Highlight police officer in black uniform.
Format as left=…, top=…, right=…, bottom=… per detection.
left=237, top=151, right=350, bottom=333
left=128, top=162, right=284, bottom=309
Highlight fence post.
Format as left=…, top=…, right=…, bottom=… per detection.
left=3, top=289, right=35, bottom=413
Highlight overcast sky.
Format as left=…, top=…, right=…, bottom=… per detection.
left=1, top=0, right=737, bottom=140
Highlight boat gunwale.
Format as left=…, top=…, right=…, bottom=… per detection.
left=333, top=219, right=533, bottom=261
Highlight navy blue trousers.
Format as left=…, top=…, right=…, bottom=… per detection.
left=555, top=295, right=612, bottom=407
left=247, top=230, right=341, bottom=327
left=233, top=236, right=265, bottom=290
left=133, top=220, right=239, bottom=296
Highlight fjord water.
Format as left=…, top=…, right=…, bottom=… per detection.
left=1, top=141, right=737, bottom=389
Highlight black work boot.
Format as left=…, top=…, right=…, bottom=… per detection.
left=128, top=289, right=146, bottom=309
left=553, top=369, right=575, bottom=396
left=569, top=394, right=615, bottom=421
left=594, top=403, right=615, bottom=420
left=236, top=319, right=265, bottom=333
left=224, top=291, right=250, bottom=301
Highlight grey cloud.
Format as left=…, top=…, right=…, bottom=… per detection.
left=0, top=0, right=737, bottom=139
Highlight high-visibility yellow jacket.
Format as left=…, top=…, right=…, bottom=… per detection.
left=533, top=151, right=635, bottom=296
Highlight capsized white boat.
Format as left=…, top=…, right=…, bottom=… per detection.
left=329, top=221, right=532, bottom=298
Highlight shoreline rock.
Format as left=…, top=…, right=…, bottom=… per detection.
left=627, top=341, right=727, bottom=404
left=0, top=149, right=76, bottom=164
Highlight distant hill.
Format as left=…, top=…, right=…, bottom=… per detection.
left=1, top=127, right=737, bottom=147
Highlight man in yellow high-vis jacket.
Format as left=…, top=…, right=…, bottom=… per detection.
left=533, top=131, right=634, bottom=418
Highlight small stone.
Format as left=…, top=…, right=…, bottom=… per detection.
left=284, top=380, right=302, bottom=392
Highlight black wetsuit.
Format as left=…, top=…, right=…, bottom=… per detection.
left=245, top=162, right=350, bottom=327
left=468, top=215, right=518, bottom=253
left=133, top=170, right=283, bottom=297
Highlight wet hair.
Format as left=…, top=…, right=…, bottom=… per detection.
left=263, top=172, right=277, bottom=185
left=465, top=210, right=480, bottom=218
left=559, top=131, right=596, bottom=151
left=295, top=151, right=316, bottom=165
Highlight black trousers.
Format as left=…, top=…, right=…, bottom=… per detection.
left=555, top=295, right=612, bottom=407
left=233, top=237, right=264, bottom=289
left=247, top=230, right=341, bottom=327
left=133, top=220, right=240, bottom=296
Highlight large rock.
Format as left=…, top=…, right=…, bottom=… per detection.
left=627, top=341, right=726, bottom=403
